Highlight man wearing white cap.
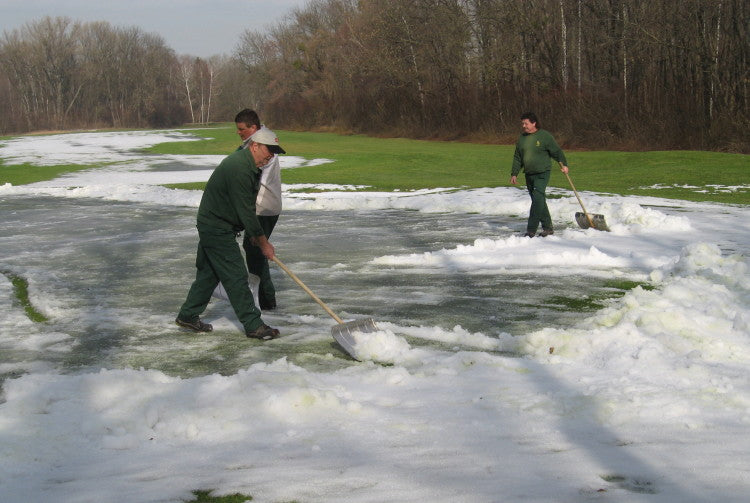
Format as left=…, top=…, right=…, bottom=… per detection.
left=214, top=109, right=283, bottom=311
left=176, top=126, right=286, bottom=340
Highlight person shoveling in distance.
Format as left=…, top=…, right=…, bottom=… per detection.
left=175, top=127, right=286, bottom=340
left=509, top=111, right=569, bottom=238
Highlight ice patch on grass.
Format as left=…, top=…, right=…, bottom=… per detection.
left=0, top=130, right=201, bottom=166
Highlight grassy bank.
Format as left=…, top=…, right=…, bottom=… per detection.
left=1, top=271, right=49, bottom=323
left=3, top=125, right=748, bottom=204
left=156, top=125, right=749, bottom=205
left=0, top=160, right=107, bottom=186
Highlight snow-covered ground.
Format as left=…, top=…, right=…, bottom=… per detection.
left=0, top=130, right=748, bottom=502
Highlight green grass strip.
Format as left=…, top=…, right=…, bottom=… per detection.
left=186, top=491, right=253, bottom=503
left=0, top=159, right=113, bottom=186
left=185, top=488, right=302, bottom=502
left=161, top=125, right=750, bottom=204
left=546, top=280, right=654, bottom=311
left=2, top=271, right=49, bottom=323
left=4, top=125, right=748, bottom=204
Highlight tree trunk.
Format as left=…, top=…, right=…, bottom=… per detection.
left=709, top=0, right=723, bottom=120
left=621, top=4, right=628, bottom=120
left=576, top=0, right=581, bottom=93
left=401, top=14, right=427, bottom=125
left=560, top=0, right=568, bottom=90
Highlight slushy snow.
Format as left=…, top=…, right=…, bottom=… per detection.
left=1, top=129, right=749, bottom=502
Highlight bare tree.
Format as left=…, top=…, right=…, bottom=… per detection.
left=0, top=17, right=185, bottom=133
left=178, top=55, right=196, bottom=123
left=0, top=17, right=84, bottom=129
left=560, top=0, right=568, bottom=90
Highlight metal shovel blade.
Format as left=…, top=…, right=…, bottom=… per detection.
left=331, top=317, right=379, bottom=360
left=563, top=169, right=609, bottom=232
left=575, top=212, right=610, bottom=231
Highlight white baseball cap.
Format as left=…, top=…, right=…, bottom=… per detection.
left=250, top=126, right=286, bottom=154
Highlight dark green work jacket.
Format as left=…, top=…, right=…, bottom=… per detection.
left=196, top=148, right=264, bottom=238
left=511, top=129, right=568, bottom=176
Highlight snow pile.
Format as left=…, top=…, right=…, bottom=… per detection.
left=1, top=129, right=749, bottom=502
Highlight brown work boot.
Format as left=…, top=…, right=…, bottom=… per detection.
left=246, top=324, right=280, bottom=340
left=539, top=228, right=554, bottom=237
left=175, top=317, right=213, bottom=332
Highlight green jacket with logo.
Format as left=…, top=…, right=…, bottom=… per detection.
left=511, top=129, right=568, bottom=176
left=196, top=148, right=264, bottom=237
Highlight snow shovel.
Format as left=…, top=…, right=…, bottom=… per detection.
left=270, top=256, right=378, bottom=360
left=562, top=166, right=609, bottom=231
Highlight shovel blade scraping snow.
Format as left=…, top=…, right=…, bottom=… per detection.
left=575, top=212, right=610, bottom=231
left=331, top=317, right=379, bottom=360
left=563, top=169, right=609, bottom=232
left=271, top=256, right=380, bottom=360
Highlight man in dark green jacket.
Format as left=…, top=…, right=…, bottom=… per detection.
left=176, top=127, right=286, bottom=340
left=212, top=109, right=282, bottom=311
left=510, top=112, right=569, bottom=237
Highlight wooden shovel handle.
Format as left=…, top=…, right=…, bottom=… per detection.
left=562, top=166, right=596, bottom=228
left=270, top=256, right=345, bottom=324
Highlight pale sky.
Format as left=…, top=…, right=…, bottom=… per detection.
left=0, top=0, right=311, bottom=58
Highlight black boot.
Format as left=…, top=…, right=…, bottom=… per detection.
left=246, top=324, right=280, bottom=340
left=175, top=317, right=213, bottom=332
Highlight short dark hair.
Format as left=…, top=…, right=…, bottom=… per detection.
left=234, top=109, right=261, bottom=128
left=520, top=111, right=539, bottom=127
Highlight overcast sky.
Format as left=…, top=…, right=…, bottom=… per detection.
left=1, top=0, right=310, bottom=58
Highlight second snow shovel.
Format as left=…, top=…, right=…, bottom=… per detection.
left=562, top=166, right=609, bottom=231
left=270, top=256, right=378, bottom=360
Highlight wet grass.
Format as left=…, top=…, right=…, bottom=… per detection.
left=159, top=125, right=749, bottom=204
left=604, top=279, right=655, bottom=291
left=567, top=150, right=749, bottom=205
left=1, top=271, right=49, bottom=322
left=155, top=126, right=509, bottom=192
left=599, top=474, right=658, bottom=494
left=546, top=294, right=608, bottom=311
left=4, top=125, right=747, bottom=203
left=186, top=490, right=253, bottom=502
left=185, top=489, right=298, bottom=503
left=0, top=160, right=105, bottom=186
left=546, top=280, right=654, bottom=312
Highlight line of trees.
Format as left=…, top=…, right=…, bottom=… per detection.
left=1, top=1, right=748, bottom=152
left=242, top=0, right=748, bottom=151
left=0, top=17, right=250, bottom=134
left=0, top=17, right=183, bottom=131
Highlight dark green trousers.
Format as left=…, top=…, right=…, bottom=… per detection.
left=243, top=215, right=278, bottom=307
left=178, top=229, right=263, bottom=332
left=525, top=170, right=553, bottom=233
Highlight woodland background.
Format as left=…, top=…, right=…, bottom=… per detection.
left=1, top=0, right=747, bottom=152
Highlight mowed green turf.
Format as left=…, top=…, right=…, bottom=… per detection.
left=568, top=150, right=749, bottom=203
left=2, top=125, right=748, bottom=204
left=0, top=160, right=106, bottom=186
left=151, top=127, right=511, bottom=191
left=155, top=125, right=749, bottom=204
